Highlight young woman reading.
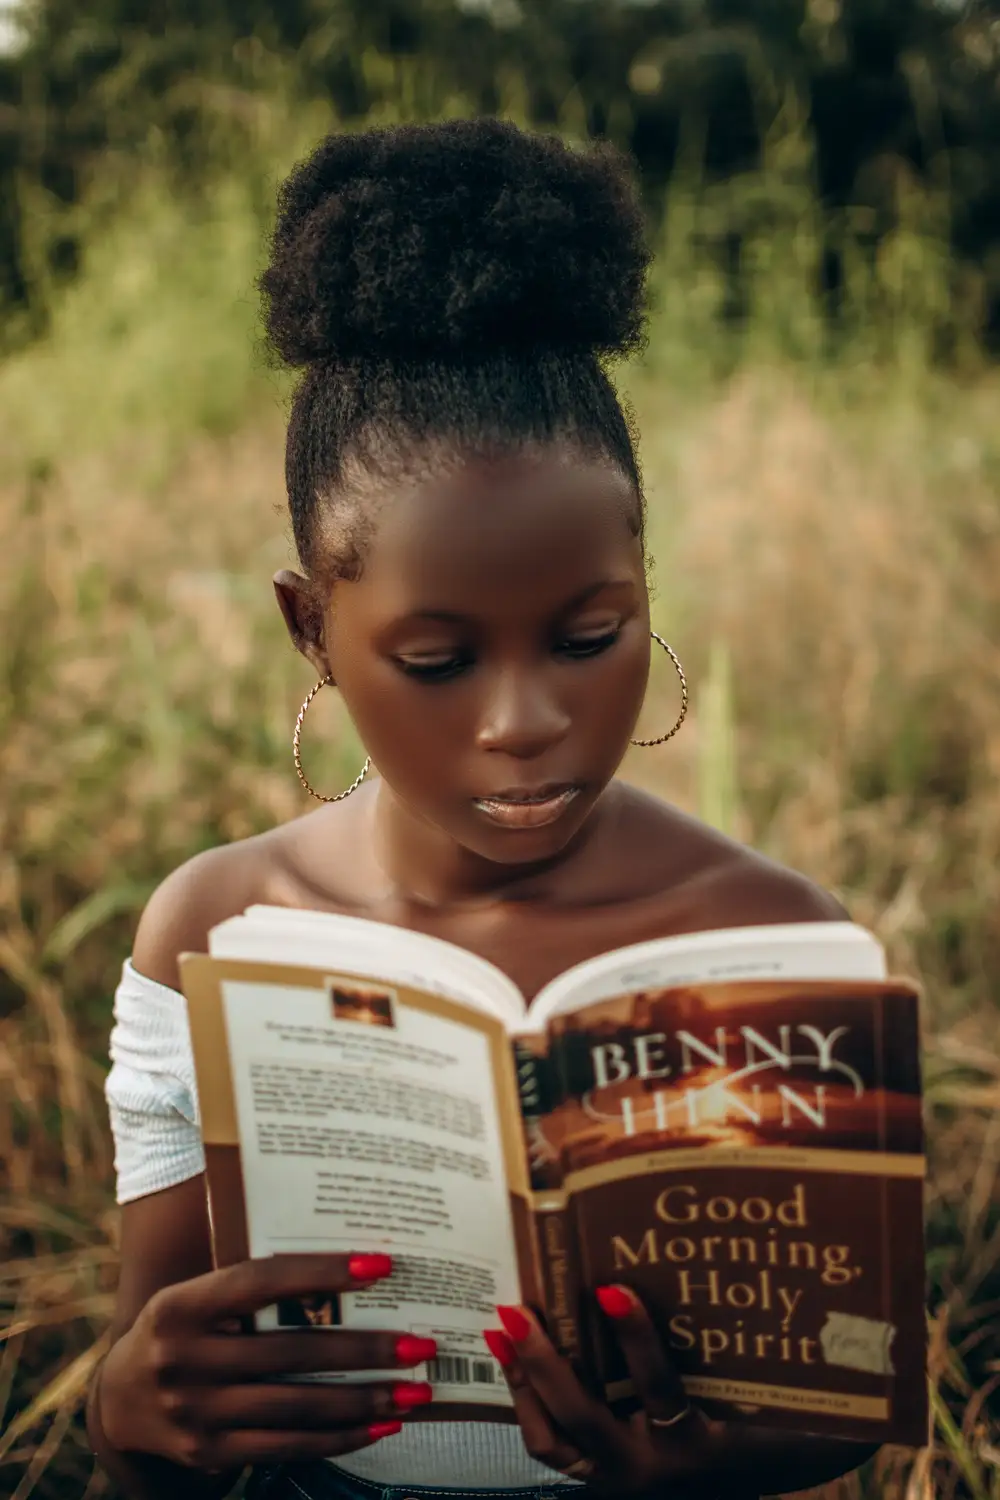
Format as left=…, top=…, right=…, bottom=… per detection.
left=87, top=118, right=877, bottom=1500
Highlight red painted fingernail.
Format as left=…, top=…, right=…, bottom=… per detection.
left=395, top=1335, right=438, bottom=1365
left=393, top=1382, right=433, bottom=1410
left=369, top=1421, right=403, bottom=1441
left=596, top=1285, right=635, bottom=1319
left=483, top=1329, right=517, bottom=1369
left=349, top=1253, right=393, bottom=1282
left=496, top=1305, right=532, bottom=1342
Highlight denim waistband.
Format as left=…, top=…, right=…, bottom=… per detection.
left=246, top=1462, right=573, bottom=1500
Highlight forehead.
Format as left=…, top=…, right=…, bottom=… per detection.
left=341, top=450, right=642, bottom=617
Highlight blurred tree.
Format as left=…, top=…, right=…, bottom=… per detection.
left=1, top=0, right=999, bottom=350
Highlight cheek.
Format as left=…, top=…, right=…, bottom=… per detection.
left=611, top=634, right=652, bottom=704
left=590, top=639, right=650, bottom=747
left=346, top=678, right=478, bottom=813
left=338, top=667, right=471, bottom=764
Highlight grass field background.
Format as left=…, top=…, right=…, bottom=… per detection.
left=1, top=101, right=999, bottom=1498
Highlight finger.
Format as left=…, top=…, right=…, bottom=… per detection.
left=594, top=1286, right=697, bottom=1429
left=210, top=1420, right=405, bottom=1468
left=200, top=1380, right=433, bottom=1431
left=495, top=1306, right=625, bottom=1466
left=195, top=1329, right=438, bottom=1379
left=483, top=1331, right=582, bottom=1476
left=165, top=1254, right=394, bottom=1326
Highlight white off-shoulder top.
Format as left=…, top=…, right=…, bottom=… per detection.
left=106, top=960, right=575, bottom=1489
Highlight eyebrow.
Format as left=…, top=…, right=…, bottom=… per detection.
left=398, top=579, right=637, bottom=627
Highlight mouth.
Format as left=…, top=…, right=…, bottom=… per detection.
left=471, top=784, right=582, bottom=830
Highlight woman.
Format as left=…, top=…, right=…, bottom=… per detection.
left=87, top=117, right=876, bottom=1500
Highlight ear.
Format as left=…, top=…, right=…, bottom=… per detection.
left=273, top=570, right=331, bottom=680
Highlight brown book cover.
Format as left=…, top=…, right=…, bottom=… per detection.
left=181, top=945, right=926, bottom=1447
left=531, top=979, right=927, bottom=1446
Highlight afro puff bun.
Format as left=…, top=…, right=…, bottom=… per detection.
left=261, top=118, right=650, bottom=367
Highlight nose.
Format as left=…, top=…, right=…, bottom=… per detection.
left=475, top=667, right=572, bottom=759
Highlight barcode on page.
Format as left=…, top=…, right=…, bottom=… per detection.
left=427, top=1355, right=497, bottom=1385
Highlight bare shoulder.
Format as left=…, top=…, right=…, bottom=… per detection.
left=614, top=784, right=847, bottom=929
left=703, top=841, right=848, bottom=926
left=130, top=800, right=361, bottom=991
left=132, top=832, right=275, bottom=992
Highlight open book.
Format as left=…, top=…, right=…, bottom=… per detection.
left=180, top=909, right=927, bottom=1446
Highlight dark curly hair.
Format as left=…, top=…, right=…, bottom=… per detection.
left=260, top=117, right=652, bottom=581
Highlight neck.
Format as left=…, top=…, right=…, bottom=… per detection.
left=369, top=780, right=617, bottom=911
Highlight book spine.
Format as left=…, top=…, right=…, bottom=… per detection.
left=511, top=1038, right=563, bottom=1193
left=532, top=1198, right=584, bottom=1364
left=512, top=1038, right=586, bottom=1365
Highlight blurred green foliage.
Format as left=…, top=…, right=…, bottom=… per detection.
left=2, top=0, right=1000, bottom=355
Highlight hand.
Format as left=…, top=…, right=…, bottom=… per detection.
left=483, top=1286, right=736, bottom=1498
left=97, top=1253, right=437, bottom=1472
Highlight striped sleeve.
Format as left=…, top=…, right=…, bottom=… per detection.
left=105, top=960, right=205, bottom=1203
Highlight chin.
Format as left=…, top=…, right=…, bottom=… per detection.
left=475, top=830, right=575, bottom=866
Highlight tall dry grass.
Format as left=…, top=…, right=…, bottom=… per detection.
left=1, top=123, right=999, bottom=1498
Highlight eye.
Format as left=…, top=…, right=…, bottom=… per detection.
left=557, top=626, right=621, bottom=660
left=394, top=651, right=472, bottom=682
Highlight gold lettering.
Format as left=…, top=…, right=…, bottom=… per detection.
left=706, top=1196, right=738, bottom=1223
left=664, top=1237, right=697, bottom=1263
left=611, top=1229, right=659, bottom=1269
left=655, top=1185, right=697, bottom=1223
left=701, top=1327, right=729, bottom=1364
left=677, top=1268, right=721, bottom=1306
left=821, top=1244, right=854, bottom=1286
left=726, top=1282, right=757, bottom=1309
left=777, top=1183, right=808, bottom=1227
left=668, top=1314, right=696, bottom=1350
left=777, top=1285, right=802, bottom=1328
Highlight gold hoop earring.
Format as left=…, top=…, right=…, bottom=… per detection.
left=630, top=632, right=689, bottom=747
left=293, top=676, right=371, bottom=803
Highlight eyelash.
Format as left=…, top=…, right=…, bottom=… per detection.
left=395, top=628, right=621, bottom=682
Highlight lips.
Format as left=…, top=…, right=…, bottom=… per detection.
left=486, top=783, right=577, bottom=804
left=472, top=784, right=581, bottom=830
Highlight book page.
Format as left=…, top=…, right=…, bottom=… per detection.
left=211, top=906, right=524, bottom=1027
left=213, top=967, right=523, bottom=1407
left=529, top=922, right=886, bottom=1029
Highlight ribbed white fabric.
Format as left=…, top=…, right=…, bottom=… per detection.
left=106, top=961, right=575, bottom=1490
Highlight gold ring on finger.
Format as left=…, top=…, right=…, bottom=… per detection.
left=648, top=1402, right=693, bottom=1429
left=562, top=1457, right=597, bottom=1480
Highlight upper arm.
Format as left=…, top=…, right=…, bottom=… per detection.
left=112, top=845, right=258, bottom=1336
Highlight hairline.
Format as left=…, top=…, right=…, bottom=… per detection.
left=302, top=431, right=645, bottom=600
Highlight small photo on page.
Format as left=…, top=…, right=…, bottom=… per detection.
left=326, top=978, right=398, bottom=1030
left=277, top=1294, right=342, bottom=1329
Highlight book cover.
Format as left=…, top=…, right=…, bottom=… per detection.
left=540, top=978, right=927, bottom=1445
